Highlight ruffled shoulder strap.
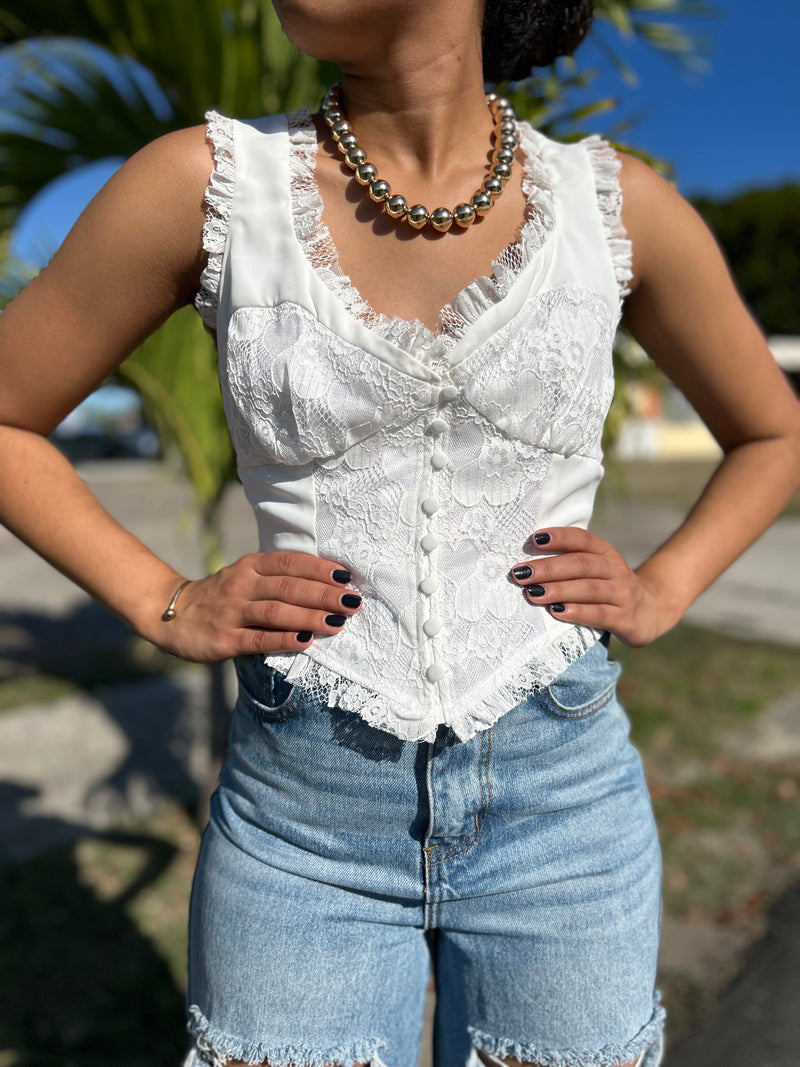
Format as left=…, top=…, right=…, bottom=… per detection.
left=194, top=110, right=235, bottom=331
left=581, top=135, right=633, bottom=301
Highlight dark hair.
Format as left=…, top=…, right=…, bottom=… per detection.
left=482, top=0, right=594, bottom=83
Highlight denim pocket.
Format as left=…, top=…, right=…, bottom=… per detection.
left=234, top=655, right=303, bottom=722
left=541, top=639, right=621, bottom=720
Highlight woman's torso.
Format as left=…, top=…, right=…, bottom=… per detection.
left=194, top=107, right=631, bottom=743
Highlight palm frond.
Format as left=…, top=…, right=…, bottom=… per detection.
left=0, top=39, right=176, bottom=230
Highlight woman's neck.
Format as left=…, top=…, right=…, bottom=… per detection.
left=335, top=20, right=491, bottom=181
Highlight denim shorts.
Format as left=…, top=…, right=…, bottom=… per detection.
left=184, top=640, right=664, bottom=1067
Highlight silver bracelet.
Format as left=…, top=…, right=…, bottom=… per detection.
left=161, top=579, right=192, bottom=622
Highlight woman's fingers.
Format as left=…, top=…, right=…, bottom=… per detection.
left=155, top=550, right=362, bottom=661
left=507, top=527, right=666, bottom=646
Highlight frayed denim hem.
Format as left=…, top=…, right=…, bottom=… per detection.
left=183, top=1004, right=389, bottom=1067
left=467, top=992, right=665, bottom=1067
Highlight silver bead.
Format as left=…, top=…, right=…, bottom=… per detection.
left=345, top=148, right=367, bottom=169
left=499, top=121, right=516, bottom=138
left=385, top=194, right=408, bottom=219
left=493, top=146, right=515, bottom=167
left=338, top=132, right=359, bottom=154
left=490, top=96, right=510, bottom=116
left=407, top=204, right=429, bottom=229
left=369, top=179, right=392, bottom=203
left=355, top=162, right=378, bottom=186
left=453, top=203, right=476, bottom=228
left=331, top=120, right=351, bottom=142
left=324, top=109, right=344, bottom=127
left=483, top=176, right=504, bottom=199
left=498, top=106, right=516, bottom=122
left=471, top=191, right=493, bottom=216
left=500, top=135, right=519, bottom=152
left=492, top=162, right=512, bottom=183
left=430, top=207, right=453, bottom=232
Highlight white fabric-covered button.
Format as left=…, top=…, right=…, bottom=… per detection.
left=423, top=618, right=442, bottom=637
left=421, top=497, right=440, bottom=515
left=427, top=417, right=448, bottom=434
left=431, top=451, right=448, bottom=470
left=420, top=576, right=438, bottom=595
left=426, top=663, right=446, bottom=683
left=421, top=534, right=440, bottom=553
left=440, top=385, right=458, bottom=401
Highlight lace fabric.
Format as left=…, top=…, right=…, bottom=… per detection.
left=284, top=107, right=558, bottom=365
left=193, top=108, right=632, bottom=743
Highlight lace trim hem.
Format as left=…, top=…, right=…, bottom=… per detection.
left=286, top=108, right=556, bottom=359
left=264, top=625, right=600, bottom=744
left=582, top=135, right=634, bottom=301
left=195, top=110, right=235, bottom=331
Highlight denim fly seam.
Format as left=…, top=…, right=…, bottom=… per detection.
left=422, top=724, right=493, bottom=932
left=184, top=1005, right=390, bottom=1067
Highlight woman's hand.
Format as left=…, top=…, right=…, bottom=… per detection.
left=148, top=552, right=361, bottom=662
left=509, top=528, right=679, bottom=647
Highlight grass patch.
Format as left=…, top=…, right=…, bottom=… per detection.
left=0, top=675, right=81, bottom=713
left=614, top=624, right=800, bottom=754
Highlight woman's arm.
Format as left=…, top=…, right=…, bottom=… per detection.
left=510, top=155, right=800, bottom=645
left=0, top=128, right=360, bottom=659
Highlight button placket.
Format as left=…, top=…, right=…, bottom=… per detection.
left=418, top=401, right=452, bottom=695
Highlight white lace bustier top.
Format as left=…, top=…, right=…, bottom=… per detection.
left=195, top=108, right=633, bottom=743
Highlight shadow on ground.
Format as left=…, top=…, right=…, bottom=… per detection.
left=0, top=784, right=189, bottom=1067
left=0, top=602, right=214, bottom=1065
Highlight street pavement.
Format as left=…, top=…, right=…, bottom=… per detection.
left=1, top=459, right=798, bottom=1066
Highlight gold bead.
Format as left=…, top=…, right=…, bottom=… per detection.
left=369, top=179, right=392, bottom=203
left=385, top=194, right=408, bottom=219
left=492, top=162, right=512, bottom=183
left=345, top=148, right=367, bottom=169
left=355, top=162, right=378, bottom=186
left=483, top=176, right=504, bottom=199
left=338, top=133, right=359, bottom=154
left=471, top=191, right=493, bottom=216
left=407, top=204, right=429, bottom=229
left=430, top=207, right=453, bottom=232
left=453, top=203, right=476, bottom=228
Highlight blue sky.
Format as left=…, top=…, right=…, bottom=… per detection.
left=9, top=0, right=800, bottom=265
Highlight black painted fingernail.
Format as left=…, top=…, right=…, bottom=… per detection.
left=332, top=569, right=352, bottom=584
left=296, top=631, right=313, bottom=642
left=512, top=566, right=532, bottom=580
left=534, top=532, right=551, bottom=546
left=341, top=593, right=362, bottom=608
left=526, top=584, right=546, bottom=598
left=550, top=603, right=566, bottom=613
left=325, top=614, right=347, bottom=627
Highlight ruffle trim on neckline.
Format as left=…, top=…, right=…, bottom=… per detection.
left=265, top=624, right=599, bottom=744
left=286, top=108, right=556, bottom=360
left=195, top=110, right=235, bottom=331
left=582, top=135, right=634, bottom=301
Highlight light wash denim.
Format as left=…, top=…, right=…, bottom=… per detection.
left=184, top=640, right=664, bottom=1067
